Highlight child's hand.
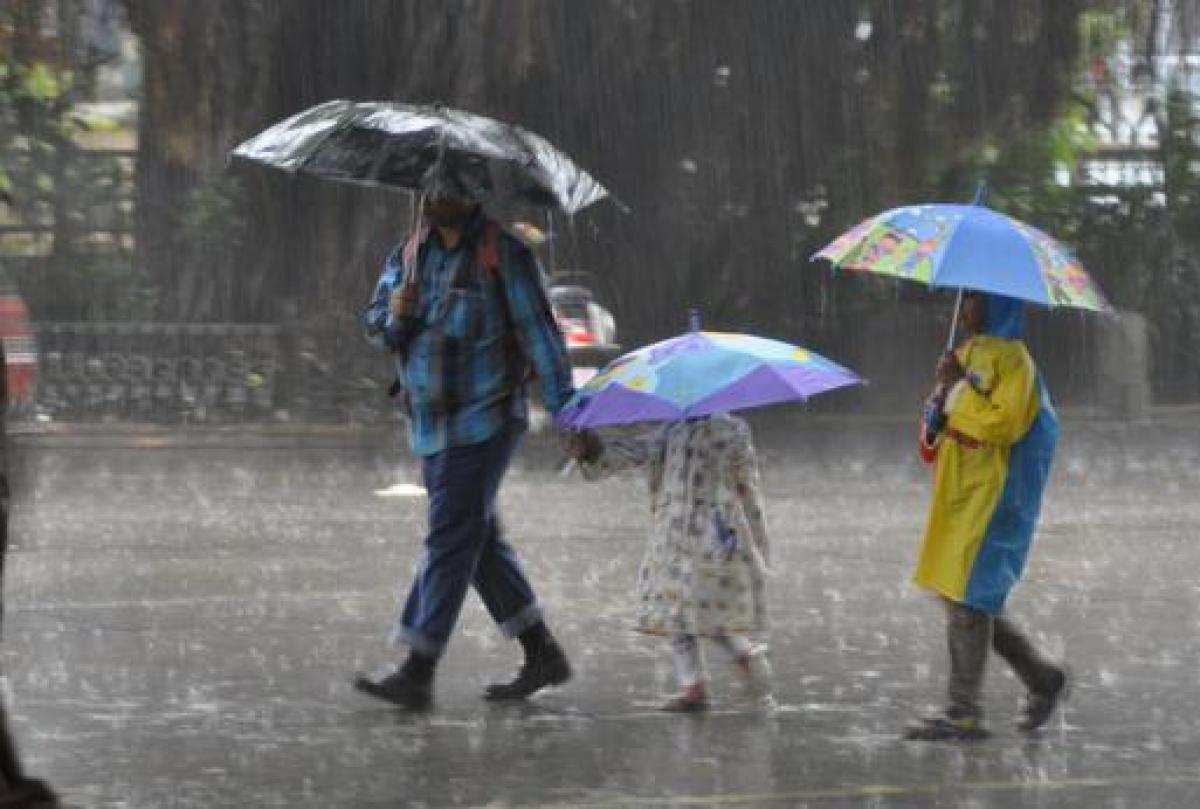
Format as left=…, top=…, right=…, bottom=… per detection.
left=559, top=428, right=601, bottom=462
left=934, top=350, right=965, bottom=386
left=922, top=393, right=947, bottom=437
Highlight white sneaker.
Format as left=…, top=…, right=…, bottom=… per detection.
left=734, top=644, right=774, bottom=706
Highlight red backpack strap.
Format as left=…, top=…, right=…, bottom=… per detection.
left=401, top=224, right=432, bottom=271
left=476, top=221, right=536, bottom=379
left=476, top=221, right=502, bottom=274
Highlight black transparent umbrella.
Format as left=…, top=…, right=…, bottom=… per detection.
left=231, top=99, right=621, bottom=216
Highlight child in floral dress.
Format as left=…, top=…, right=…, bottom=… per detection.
left=564, top=413, right=773, bottom=711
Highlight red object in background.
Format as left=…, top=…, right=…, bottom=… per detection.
left=547, top=273, right=618, bottom=355
left=552, top=295, right=597, bottom=347
left=557, top=317, right=599, bottom=348
left=0, top=289, right=37, bottom=407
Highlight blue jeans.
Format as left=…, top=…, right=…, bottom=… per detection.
left=393, top=419, right=542, bottom=657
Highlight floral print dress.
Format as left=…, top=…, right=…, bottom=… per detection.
left=581, top=413, right=770, bottom=637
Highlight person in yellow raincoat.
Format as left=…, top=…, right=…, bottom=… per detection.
left=906, top=291, right=1069, bottom=741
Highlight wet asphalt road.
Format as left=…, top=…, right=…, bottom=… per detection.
left=3, top=414, right=1200, bottom=808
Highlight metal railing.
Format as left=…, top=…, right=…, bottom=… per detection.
left=33, top=321, right=283, bottom=423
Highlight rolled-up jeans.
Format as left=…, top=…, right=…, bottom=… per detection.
left=394, top=419, right=543, bottom=657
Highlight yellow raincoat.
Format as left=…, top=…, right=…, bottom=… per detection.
left=914, top=302, right=1058, bottom=614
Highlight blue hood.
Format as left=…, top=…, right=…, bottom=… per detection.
left=982, top=293, right=1024, bottom=338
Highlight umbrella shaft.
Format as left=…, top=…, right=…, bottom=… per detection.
left=946, top=288, right=964, bottom=351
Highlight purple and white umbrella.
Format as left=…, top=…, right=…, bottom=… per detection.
left=557, top=329, right=864, bottom=429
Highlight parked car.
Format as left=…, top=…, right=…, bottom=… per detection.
left=523, top=270, right=619, bottom=434
left=548, top=270, right=620, bottom=388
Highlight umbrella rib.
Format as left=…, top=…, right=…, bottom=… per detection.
left=931, top=209, right=1049, bottom=304
left=926, top=209, right=970, bottom=292
left=992, top=212, right=1052, bottom=305
left=285, top=101, right=360, bottom=175
left=681, top=362, right=803, bottom=419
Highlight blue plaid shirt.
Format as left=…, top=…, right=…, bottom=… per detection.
left=364, top=215, right=574, bottom=456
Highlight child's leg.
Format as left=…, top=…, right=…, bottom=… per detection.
left=662, top=634, right=708, bottom=711
left=709, top=633, right=754, bottom=662
left=711, top=634, right=774, bottom=700
left=670, top=634, right=706, bottom=689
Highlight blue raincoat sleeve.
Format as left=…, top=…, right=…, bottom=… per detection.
left=961, top=375, right=1058, bottom=611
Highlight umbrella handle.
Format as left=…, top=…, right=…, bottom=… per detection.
left=945, top=288, right=963, bottom=351
left=401, top=192, right=426, bottom=285
left=410, top=192, right=425, bottom=235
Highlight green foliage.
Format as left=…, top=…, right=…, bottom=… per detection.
left=1, top=54, right=74, bottom=200
left=1, top=4, right=76, bottom=220
left=1, top=0, right=137, bottom=321
left=1079, top=8, right=1127, bottom=65
left=20, top=62, right=66, bottom=103
left=69, top=252, right=156, bottom=320
left=178, top=178, right=249, bottom=256
left=951, top=80, right=1200, bottom=401
left=950, top=103, right=1091, bottom=231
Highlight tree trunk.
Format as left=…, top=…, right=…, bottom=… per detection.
left=126, top=0, right=1083, bottom=343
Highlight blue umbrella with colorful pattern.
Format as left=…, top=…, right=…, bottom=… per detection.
left=813, top=186, right=1115, bottom=348
left=814, top=202, right=1112, bottom=313
left=556, top=321, right=864, bottom=429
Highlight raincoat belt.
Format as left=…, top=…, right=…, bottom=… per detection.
left=945, top=426, right=984, bottom=450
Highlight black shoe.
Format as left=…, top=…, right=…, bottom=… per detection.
left=353, top=666, right=432, bottom=710
left=904, top=709, right=990, bottom=742
left=0, top=777, right=62, bottom=808
left=1017, top=666, right=1070, bottom=732
left=484, top=643, right=571, bottom=701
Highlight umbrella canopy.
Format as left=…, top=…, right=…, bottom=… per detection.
left=814, top=203, right=1113, bottom=313
left=557, top=329, right=864, bottom=430
left=231, top=100, right=617, bottom=215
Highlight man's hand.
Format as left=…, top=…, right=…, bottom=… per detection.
left=559, top=428, right=601, bottom=462
left=934, top=350, right=966, bottom=386
left=388, top=285, right=411, bottom=321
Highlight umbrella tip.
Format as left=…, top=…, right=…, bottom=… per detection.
left=688, top=308, right=702, bottom=332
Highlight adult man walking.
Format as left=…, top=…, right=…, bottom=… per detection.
left=355, top=164, right=574, bottom=708
left=907, top=291, right=1069, bottom=741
